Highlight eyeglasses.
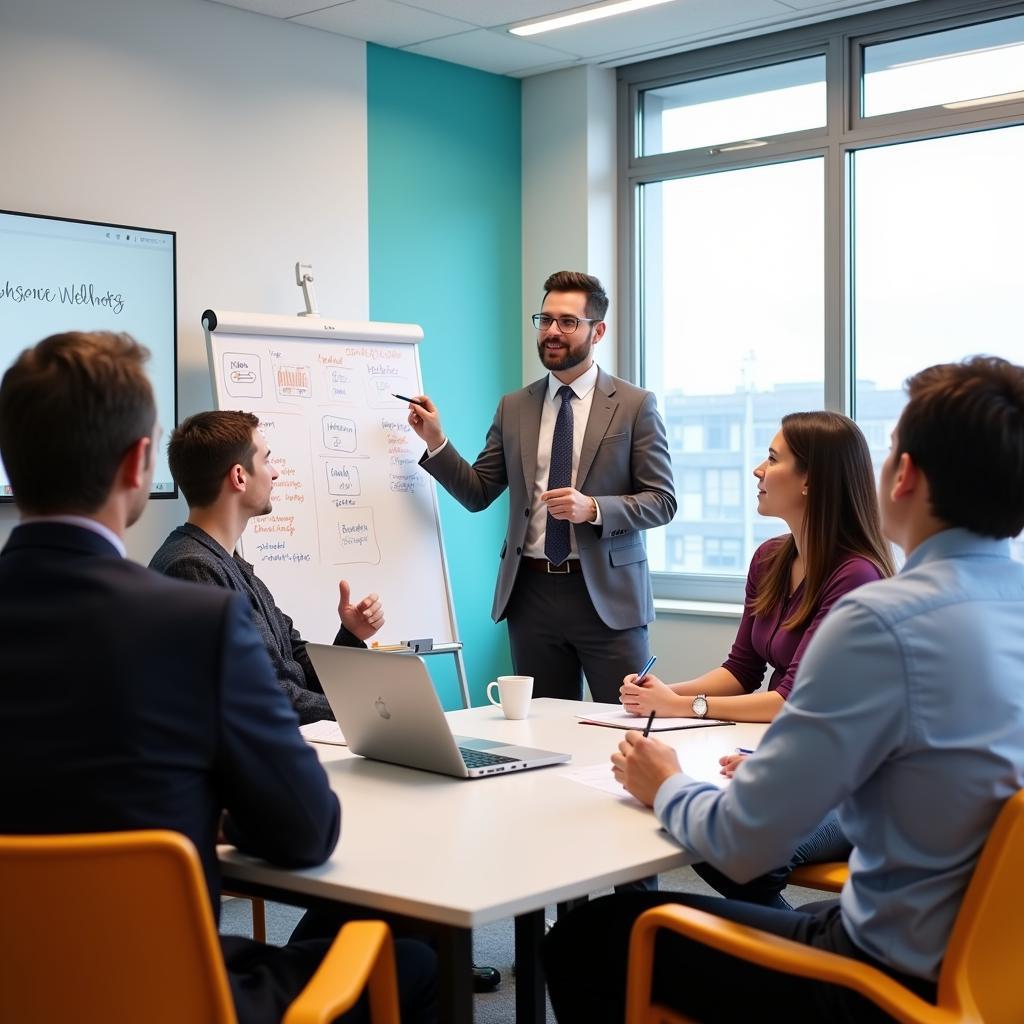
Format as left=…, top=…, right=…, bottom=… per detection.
left=531, top=313, right=601, bottom=334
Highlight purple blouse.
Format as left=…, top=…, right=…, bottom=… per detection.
left=722, top=537, right=883, bottom=701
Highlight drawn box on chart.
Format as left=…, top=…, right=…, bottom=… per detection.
left=224, top=353, right=262, bottom=398
left=335, top=507, right=381, bottom=565
left=275, top=364, right=312, bottom=399
left=366, top=374, right=415, bottom=408
left=325, top=460, right=361, bottom=496
left=322, top=415, right=357, bottom=453
left=327, top=367, right=356, bottom=402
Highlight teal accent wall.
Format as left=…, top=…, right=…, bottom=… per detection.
left=367, top=45, right=521, bottom=709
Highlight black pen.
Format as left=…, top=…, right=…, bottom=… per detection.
left=394, top=393, right=427, bottom=409
left=642, top=711, right=657, bottom=738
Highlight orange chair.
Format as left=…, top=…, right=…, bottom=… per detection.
left=787, top=860, right=849, bottom=893
left=627, top=789, right=1024, bottom=1024
left=0, top=830, right=400, bottom=1024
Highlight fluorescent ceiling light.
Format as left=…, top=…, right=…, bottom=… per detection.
left=943, top=89, right=1024, bottom=109
left=509, top=0, right=676, bottom=37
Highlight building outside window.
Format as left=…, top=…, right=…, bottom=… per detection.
left=620, top=1, right=1024, bottom=600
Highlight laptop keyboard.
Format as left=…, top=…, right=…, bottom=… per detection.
left=459, top=748, right=521, bottom=769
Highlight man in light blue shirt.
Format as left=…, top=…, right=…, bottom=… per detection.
left=545, top=356, right=1024, bottom=1023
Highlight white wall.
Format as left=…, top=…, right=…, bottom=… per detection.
left=0, top=0, right=368, bottom=561
left=521, top=64, right=618, bottom=384
left=650, top=610, right=741, bottom=681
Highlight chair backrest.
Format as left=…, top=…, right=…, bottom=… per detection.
left=938, top=788, right=1024, bottom=1024
left=0, top=829, right=237, bottom=1024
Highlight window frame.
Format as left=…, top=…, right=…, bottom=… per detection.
left=618, top=0, right=1024, bottom=602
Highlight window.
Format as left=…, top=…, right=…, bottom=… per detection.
left=862, top=14, right=1024, bottom=117
left=639, top=157, right=824, bottom=582
left=705, top=537, right=743, bottom=570
left=621, top=1, right=1024, bottom=601
left=852, top=124, right=1024, bottom=482
left=640, top=56, right=826, bottom=156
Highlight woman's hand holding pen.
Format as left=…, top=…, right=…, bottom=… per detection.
left=619, top=673, right=684, bottom=717
left=405, top=394, right=445, bottom=450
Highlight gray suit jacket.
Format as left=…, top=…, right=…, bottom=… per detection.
left=420, top=368, right=676, bottom=630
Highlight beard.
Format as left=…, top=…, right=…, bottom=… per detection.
left=536, top=330, right=593, bottom=372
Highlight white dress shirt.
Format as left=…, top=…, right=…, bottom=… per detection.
left=522, top=364, right=600, bottom=559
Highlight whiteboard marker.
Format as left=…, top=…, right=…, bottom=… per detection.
left=394, top=393, right=427, bottom=409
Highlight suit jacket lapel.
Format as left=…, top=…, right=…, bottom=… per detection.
left=520, top=377, right=546, bottom=494
left=576, top=368, right=618, bottom=488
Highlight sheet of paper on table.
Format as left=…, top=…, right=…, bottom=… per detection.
left=299, top=719, right=347, bottom=745
left=576, top=710, right=735, bottom=732
left=561, top=763, right=640, bottom=803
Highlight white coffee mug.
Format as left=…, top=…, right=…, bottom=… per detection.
left=486, top=675, right=533, bottom=720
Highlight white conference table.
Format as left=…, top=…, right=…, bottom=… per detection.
left=219, top=699, right=769, bottom=1023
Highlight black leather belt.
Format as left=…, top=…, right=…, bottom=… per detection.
left=521, top=556, right=583, bottom=575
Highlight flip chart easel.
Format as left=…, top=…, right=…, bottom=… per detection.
left=202, top=289, right=469, bottom=707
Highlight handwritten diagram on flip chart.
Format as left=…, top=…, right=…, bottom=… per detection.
left=204, top=310, right=456, bottom=648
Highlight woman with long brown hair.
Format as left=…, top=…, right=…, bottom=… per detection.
left=620, top=411, right=894, bottom=907
left=621, top=410, right=894, bottom=723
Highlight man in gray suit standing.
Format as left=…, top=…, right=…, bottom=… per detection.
left=407, top=271, right=676, bottom=703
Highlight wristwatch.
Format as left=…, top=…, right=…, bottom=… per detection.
left=691, top=694, right=709, bottom=719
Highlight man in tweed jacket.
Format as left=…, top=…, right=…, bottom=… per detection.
left=150, top=410, right=384, bottom=724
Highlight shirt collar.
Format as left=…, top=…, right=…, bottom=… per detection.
left=901, top=526, right=1011, bottom=573
left=20, top=514, right=127, bottom=558
left=547, top=362, right=599, bottom=402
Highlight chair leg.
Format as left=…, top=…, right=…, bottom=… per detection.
left=251, top=898, right=266, bottom=942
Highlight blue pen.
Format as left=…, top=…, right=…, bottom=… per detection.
left=636, top=655, right=658, bottom=736
left=736, top=747, right=755, bottom=755
left=634, top=659, right=659, bottom=733
left=635, top=654, right=657, bottom=683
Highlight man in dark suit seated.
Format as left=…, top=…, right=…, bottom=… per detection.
left=0, top=330, right=436, bottom=1024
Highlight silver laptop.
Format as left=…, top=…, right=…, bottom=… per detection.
left=306, top=644, right=570, bottom=779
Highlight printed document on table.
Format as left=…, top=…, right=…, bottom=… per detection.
left=576, top=710, right=735, bottom=732
left=299, top=720, right=347, bottom=745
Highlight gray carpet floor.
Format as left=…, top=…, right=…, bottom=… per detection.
left=221, top=867, right=828, bottom=1023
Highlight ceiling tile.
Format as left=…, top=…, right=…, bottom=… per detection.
left=395, top=1, right=582, bottom=29
left=405, top=28, right=579, bottom=75
left=511, top=0, right=791, bottom=59
left=210, top=0, right=341, bottom=17
left=293, top=0, right=477, bottom=47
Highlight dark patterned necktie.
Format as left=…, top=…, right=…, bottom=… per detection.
left=545, top=385, right=575, bottom=566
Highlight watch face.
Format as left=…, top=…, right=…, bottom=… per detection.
left=692, top=695, right=708, bottom=718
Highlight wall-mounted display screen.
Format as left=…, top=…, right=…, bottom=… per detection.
left=0, top=208, right=177, bottom=500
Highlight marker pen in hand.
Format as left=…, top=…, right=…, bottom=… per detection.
left=394, top=393, right=427, bottom=409
left=642, top=711, right=657, bottom=738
